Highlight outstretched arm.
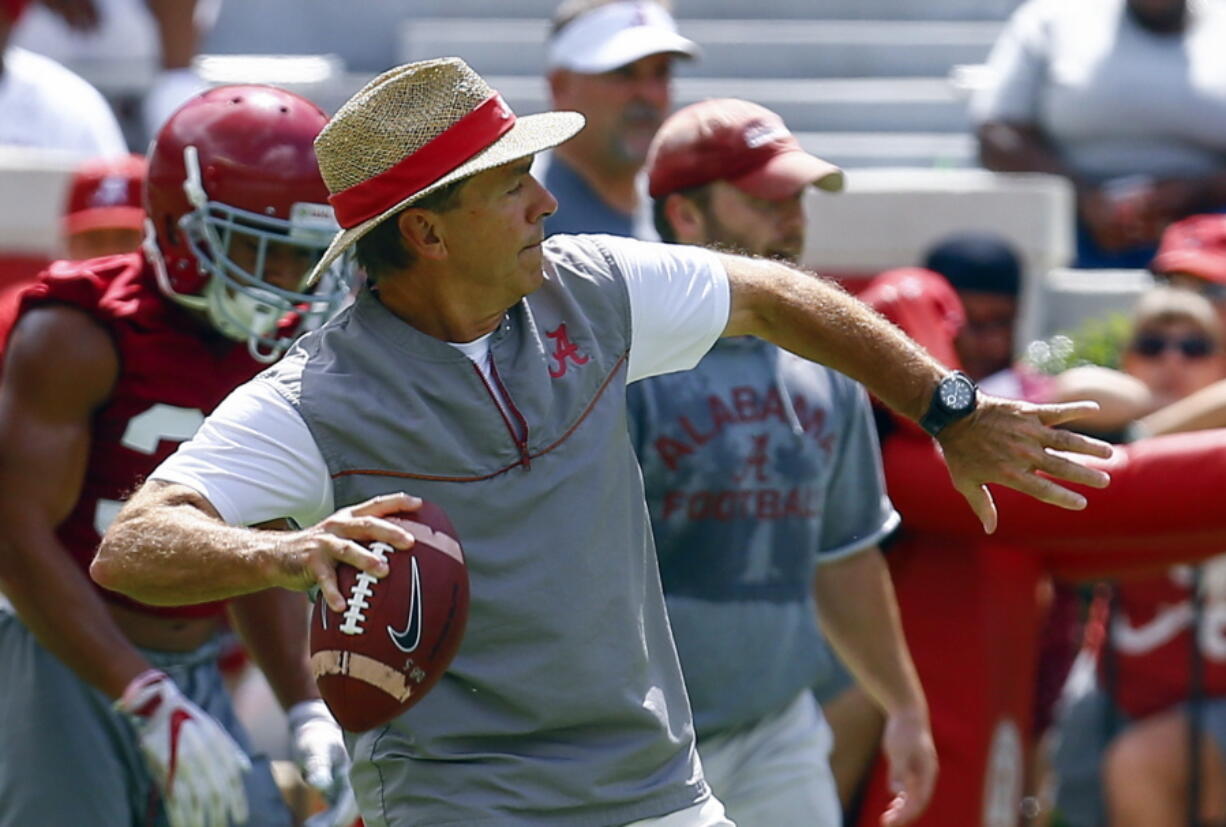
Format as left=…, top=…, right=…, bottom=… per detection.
left=1138, top=377, right=1226, bottom=437
left=719, top=255, right=1112, bottom=532
left=882, top=427, right=1226, bottom=579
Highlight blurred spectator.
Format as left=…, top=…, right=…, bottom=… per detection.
left=1119, top=216, right=1226, bottom=435
left=1051, top=287, right=1226, bottom=827
left=1053, top=287, right=1226, bottom=435
left=13, top=0, right=218, bottom=141
left=634, top=98, right=931, bottom=827
left=972, top=0, right=1226, bottom=269
left=1151, top=212, right=1226, bottom=325
left=61, top=152, right=145, bottom=260
left=850, top=269, right=1226, bottom=827
left=538, top=0, right=697, bottom=238
left=923, top=231, right=1022, bottom=383
left=0, top=0, right=127, bottom=156
left=1120, top=288, right=1226, bottom=407
left=139, top=0, right=215, bottom=137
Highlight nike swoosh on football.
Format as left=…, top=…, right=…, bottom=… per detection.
left=387, top=556, right=422, bottom=653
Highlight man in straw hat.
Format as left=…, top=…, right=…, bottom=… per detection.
left=94, top=58, right=1113, bottom=826
left=628, top=98, right=932, bottom=827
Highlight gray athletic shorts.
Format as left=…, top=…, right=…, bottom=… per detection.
left=0, top=609, right=290, bottom=826
left=1052, top=687, right=1226, bottom=827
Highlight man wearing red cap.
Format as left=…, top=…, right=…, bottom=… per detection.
left=1152, top=213, right=1226, bottom=326
left=61, top=153, right=147, bottom=260
left=631, top=98, right=933, bottom=827
left=95, top=58, right=1116, bottom=827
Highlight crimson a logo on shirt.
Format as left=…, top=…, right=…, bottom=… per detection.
left=546, top=323, right=589, bottom=378
left=733, top=434, right=770, bottom=483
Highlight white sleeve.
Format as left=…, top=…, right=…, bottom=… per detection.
left=150, top=381, right=335, bottom=528
left=67, top=76, right=128, bottom=158
left=969, top=0, right=1051, bottom=125
left=599, top=236, right=729, bottom=383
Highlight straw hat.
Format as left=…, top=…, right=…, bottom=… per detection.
left=307, top=57, right=586, bottom=285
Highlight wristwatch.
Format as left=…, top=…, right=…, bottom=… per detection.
left=919, top=371, right=978, bottom=437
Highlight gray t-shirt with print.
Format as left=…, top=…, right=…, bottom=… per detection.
left=628, top=337, right=899, bottom=737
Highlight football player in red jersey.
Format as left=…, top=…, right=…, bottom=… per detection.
left=0, top=85, right=353, bottom=826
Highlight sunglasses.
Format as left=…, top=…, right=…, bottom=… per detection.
left=1129, top=333, right=1217, bottom=359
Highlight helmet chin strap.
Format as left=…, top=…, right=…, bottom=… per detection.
left=202, top=277, right=278, bottom=339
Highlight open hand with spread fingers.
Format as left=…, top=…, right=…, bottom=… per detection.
left=935, top=394, right=1114, bottom=533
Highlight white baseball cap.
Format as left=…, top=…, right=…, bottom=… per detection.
left=547, top=1, right=700, bottom=74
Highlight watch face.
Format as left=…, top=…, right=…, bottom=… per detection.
left=941, top=375, right=975, bottom=411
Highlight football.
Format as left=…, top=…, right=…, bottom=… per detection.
left=309, top=503, right=469, bottom=732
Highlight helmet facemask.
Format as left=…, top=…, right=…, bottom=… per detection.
left=150, top=145, right=351, bottom=362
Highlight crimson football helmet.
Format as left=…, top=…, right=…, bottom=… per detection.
left=144, top=84, right=349, bottom=361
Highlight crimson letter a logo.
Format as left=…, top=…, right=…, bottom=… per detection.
left=546, top=323, right=589, bottom=378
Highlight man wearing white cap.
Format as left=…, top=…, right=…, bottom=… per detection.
left=540, top=0, right=698, bottom=238
left=632, top=98, right=934, bottom=827
left=95, top=58, right=1114, bottom=827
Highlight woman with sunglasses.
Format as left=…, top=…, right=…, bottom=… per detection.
left=1050, top=287, right=1226, bottom=436
left=1048, top=286, right=1226, bottom=827
left=1122, top=287, right=1226, bottom=409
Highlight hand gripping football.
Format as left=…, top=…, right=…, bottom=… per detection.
left=309, top=503, right=469, bottom=732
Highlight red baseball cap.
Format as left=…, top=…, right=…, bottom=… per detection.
left=861, top=267, right=966, bottom=372
left=63, top=154, right=147, bottom=237
left=1151, top=214, right=1226, bottom=286
left=646, top=98, right=844, bottom=200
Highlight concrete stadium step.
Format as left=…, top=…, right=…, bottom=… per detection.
left=410, top=0, right=1020, bottom=21
left=795, top=132, right=976, bottom=169
left=205, top=0, right=1020, bottom=74
left=484, top=75, right=971, bottom=133
left=400, top=19, right=1002, bottom=79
